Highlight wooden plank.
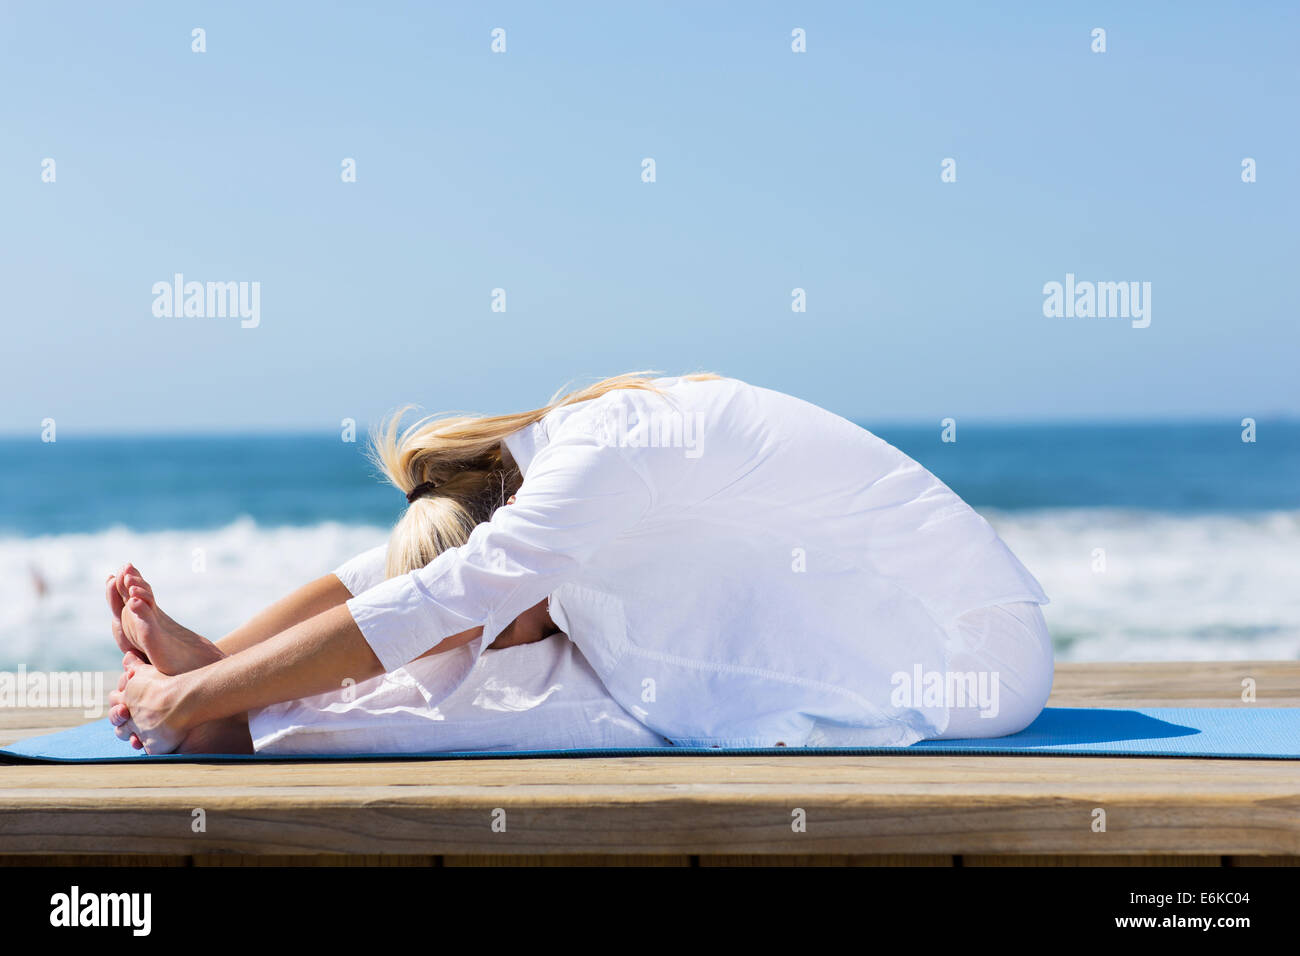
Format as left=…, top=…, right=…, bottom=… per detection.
left=0, top=754, right=1296, bottom=856
left=0, top=717, right=112, bottom=746
left=442, top=855, right=689, bottom=866
left=193, top=854, right=433, bottom=866
left=0, top=854, right=187, bottom=866
left=8, top=853, right=1293, bottom=866
left=963, top=855, right=1222, bottom=867
left=1046, top=662, right=1300, bottom=708
left=699, top=854, right=953, bottom=866
left=1224, top=856, right=1300, bottom=866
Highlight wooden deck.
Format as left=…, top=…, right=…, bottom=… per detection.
left=1, top=662, right=1298, bottom=866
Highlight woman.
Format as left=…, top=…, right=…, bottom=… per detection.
left=109, top=372, right=1054, bottom=754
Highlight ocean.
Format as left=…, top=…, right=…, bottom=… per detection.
left=3, top=422, right=1298, bottom=669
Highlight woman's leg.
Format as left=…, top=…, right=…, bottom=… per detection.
left=249, top=634, right=669, bottom=755
left=109, top=563, right=354, bottom=673
left=933, top=601, right=1055, bottom=740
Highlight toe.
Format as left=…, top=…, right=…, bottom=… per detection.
left=123, top=564, right=146, bottom=592
left=108, top=585, right=131, bottom=655
left=128, top=584, right=154, bottom=608
left=128, top=569, right=155, bottom=596
left=107, top=574, right=128, bottom=656
left=106, top=573, right=124, bottom=614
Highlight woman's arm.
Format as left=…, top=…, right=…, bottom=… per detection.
left=201, top=605, right=484, bottom=722
left=215, top=574, right=353, bottom=655
left=114, top=605, right=483, bottom=753
left=215, top=544, right=387, bottom=655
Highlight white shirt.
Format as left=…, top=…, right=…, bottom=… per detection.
left=345, top=376, right=1049, bottom=747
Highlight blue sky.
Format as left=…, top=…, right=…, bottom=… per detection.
left=1, top=1, right=1296, bottom=434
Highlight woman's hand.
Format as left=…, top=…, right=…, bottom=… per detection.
left=109, top=663, right=190, bottom=754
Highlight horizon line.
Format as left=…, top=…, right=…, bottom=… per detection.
left=2, top=414, right=1297, bottom=441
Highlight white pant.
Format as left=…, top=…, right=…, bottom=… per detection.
left=248, top=634, right=671, bottom=754
left=933, top=601, right=1055, bottom=739
left=248, top=601, right=1054, bottom=754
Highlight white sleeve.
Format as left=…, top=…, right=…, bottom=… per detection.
left=331, top=544, right=389, bottom=597
left=345, top=432, right=653, bottom=673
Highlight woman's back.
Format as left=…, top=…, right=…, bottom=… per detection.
left=517, top=376, right=1048, bottom=746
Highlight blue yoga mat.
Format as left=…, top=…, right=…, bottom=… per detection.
left=2, top=707, right=1298, bottom=762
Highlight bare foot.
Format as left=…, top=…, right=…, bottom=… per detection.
left=114, top=712, right=253, bottom=755
left=114, top=709, right=252, bottom=754
left=107, top=564, right=224, bottom=676
left=106, top=573, right=249, bottom=755
left=110, top=666, right=253, bottom=755
left=174, top=716, right=254, bottom=755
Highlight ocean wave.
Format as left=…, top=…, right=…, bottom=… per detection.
left=987, top=508, right=1300, bottom=661
left=2, top=519, right=388, bottom=670
left=3, top=510, right=1298, bottom=669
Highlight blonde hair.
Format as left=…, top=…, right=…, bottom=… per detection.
left=370, top=371, right=721, bottom=578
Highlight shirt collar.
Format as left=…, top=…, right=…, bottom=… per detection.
left=502, top=419, right=548, bottom=476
